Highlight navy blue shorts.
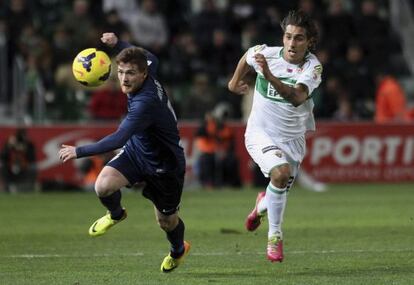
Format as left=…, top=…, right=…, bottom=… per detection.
left=107, top=150, right=184, bottom=215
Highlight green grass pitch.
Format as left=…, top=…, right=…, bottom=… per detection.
left=0, top=184, right=413, bottom=284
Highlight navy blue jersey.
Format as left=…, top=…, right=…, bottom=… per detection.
left=76, top=42, right=185, bottom=175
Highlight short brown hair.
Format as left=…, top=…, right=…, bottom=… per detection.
left=281, top=10, right=318, bottom=51
left=116, top=47, right=148, bottom=72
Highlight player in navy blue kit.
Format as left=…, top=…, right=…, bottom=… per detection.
left=59, top=33, right=190, bottom=272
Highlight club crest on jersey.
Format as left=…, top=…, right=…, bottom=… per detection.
left=274, top=149, right=283, bottom=158
left=253, top=44, right=266, bottom=52
left=312, top=64, right=323, bottom=80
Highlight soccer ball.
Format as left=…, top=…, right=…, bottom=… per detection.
left=72, top=48, right=111, bottom=87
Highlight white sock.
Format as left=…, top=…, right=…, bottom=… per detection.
left=257, top=192, right=267, bottom=214
left=266, top=182, right=287, bottom=239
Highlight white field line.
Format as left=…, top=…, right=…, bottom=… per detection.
left=2, top=248, right=414, bottom=259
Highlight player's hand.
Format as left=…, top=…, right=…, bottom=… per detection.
left=101, top=32, right=118, bottom=48
left=59, top=144, right=77, bottom=163
left=228, top=80, right=249, bottom=95
left=254, top=53, right=272, bottom=80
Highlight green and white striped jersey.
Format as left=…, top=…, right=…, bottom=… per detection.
left=246, top=45, right=322, bottom=142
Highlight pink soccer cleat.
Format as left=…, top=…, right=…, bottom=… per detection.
left=267, top=235, right=284, bottom=262
left=245, top=191, right=266, bottom=231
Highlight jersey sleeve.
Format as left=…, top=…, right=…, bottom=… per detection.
left=144, top=50, right=159, bottom=77
left=76, top=97, right=154, bottom=158
left=76, top=127, right=131, bottom=158
left=246, top=44, right=267, bottom=70
left=114, top=40, right=134, bottom=52
left=296, top=58, right=323, bottom=96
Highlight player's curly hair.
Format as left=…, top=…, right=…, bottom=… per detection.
left=280, top=10, right=319, bottom=52
left=116, top=47, right=148, bottom=72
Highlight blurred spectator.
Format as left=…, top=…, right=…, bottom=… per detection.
left=127, top=0, right=168, bottom=54
left=32, top=0, right=68, bottom=38
left=333, top=94, right=359, bottom=121
left=204, top=28, right=239, bottom=82
left=61, top=0, right=97, bottom=50
left=168, top=31, right=205, bottom=84
left=0, top=128, right=37, bottom=193
left=194, top=105, right=241, bottom=189
left=192, top=0, right=225, bottom=49
left=240, top=21, right=261, bottom=51
left=374, top=69, right=413, bottom=123
left=355, top=0, right=391, bottom=70
left=226, top=0, right=256, bottom=34
left=180, top=73, right=218, bottom=120
left=256, top=4, right=283, bottom=46
left=102, top=0, right=139, bottom=25
left=49, top=63, right=87, bottom=121
left=51, top=25, right=74, bottom=65
left=5, top=0, right=33, bottom=47
left=313, top=76, right=343, bottom=119
left=340, top=42, right=374, bottom=118
left=158, top=0, right=191, bottom=36
left=88, top=77, right=127, bottom=121
left=321, top=0, right=355, bottom=58
left=297, top=0, right=323, bottom=22
left=101, top=10, right=131, bottom=42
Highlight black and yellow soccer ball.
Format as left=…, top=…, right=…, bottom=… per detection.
left=72, top=48, right=111, bottom=87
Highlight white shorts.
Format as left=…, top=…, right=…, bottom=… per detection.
left=245, top=132, right=306, bottom=179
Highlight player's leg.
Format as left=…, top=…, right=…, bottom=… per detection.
left=245, top=190, right=267, bottom=231
left=265, top=138, right=302, bottom=262
left=89, top=151, right=135, bottom=237
left=265, top=163, right=292, bottom=262
left=155, top=209, right=191, bottom=272
left=142, top=172, right=190, bottom=272
left=88, top=166, right=129, bottom=236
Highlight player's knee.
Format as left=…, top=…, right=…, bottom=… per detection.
left=94, top=177, right=114, bottom=197
left=270, top=164, right=291, bottom=188
left=157, top=216, right=177, bottom=232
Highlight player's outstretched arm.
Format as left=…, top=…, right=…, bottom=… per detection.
left=59, top=145, right=77, bottom=163
left=101, top=32, right=159, bottom=75
left=228, top=52, right=251, bottom=95
left=254, top=53, right=308, bottom=107
left=101, top=32, right=135, bottom=52
left=75, top=127, right=131, bottom=159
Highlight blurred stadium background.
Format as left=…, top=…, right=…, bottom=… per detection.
left=1, top=1, right=414, bottom=284
left=1, top=0, right=414, bottom=191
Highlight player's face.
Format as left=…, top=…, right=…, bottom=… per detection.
left=282, top=25, right=311, bottom=64
left=117, top=62, right=147, bottom=94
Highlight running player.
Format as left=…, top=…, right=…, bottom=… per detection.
left=228, top=10, right=322, bottom=262
left=59, top=32, right=190, bottom=272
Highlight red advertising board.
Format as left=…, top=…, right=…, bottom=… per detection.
left=0, top=122, right=413, bottom=187
left=302, top=122, right=414, bottom=182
